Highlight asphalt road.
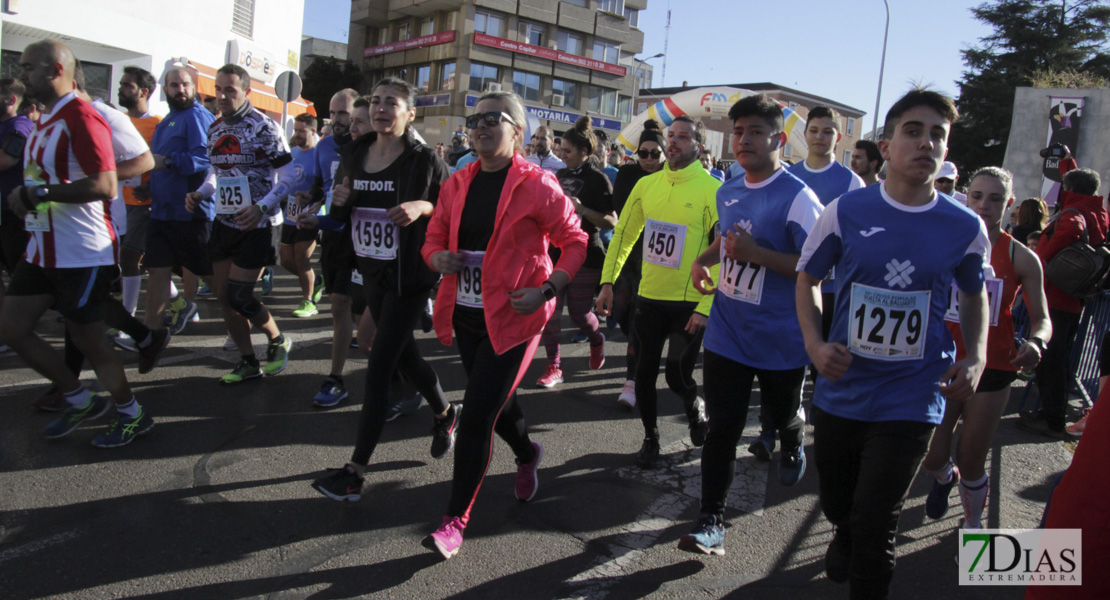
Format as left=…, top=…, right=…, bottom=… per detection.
left=0, top=270, right=1077, bottom=599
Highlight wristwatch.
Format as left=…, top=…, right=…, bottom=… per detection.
left=34, top=185, right=49, bottom=201
left=541, top=281, right=556, bottom=301
left=258, top=203, right=274, bottom=216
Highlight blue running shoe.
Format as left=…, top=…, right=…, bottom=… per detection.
left=678, top=514, right=726, bottom=556
left=196, top=284, right=213, bottom=297
left=312, top=377, right=348, bottom=408
left=169, top=298, right=198, bottom=335
left=925, top=466, right=961, bottom=519
left=91, top=407, right=154, bottom=448
left=747, top=428, right=776, bottom=461
left=780, top=446, right=806, bottom=486
left=44, top=395, right=110, bottom=439
left=260, top=267, right=274, bottom=296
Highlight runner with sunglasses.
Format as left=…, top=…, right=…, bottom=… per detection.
left=596, top=116, right=720, bottom=469
left=310, top=79, right=456, bottom=503
left=421, top=91, right=587, bottom=559
left=607, top=120, right=666, bottom=408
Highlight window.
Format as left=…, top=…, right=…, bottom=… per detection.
left=474, top=11, right=505, bottom=37
left=843, top=149, right=852, bottom=165
left=231, top=0, right=254, bottom=38
left=593, top=39, right=619, bottom=64
left=417, top=65, right=431, bottom=92
left=618, top=95, right=631, bottom=121
left=624, top=7, right=640, bottom=27
left=394, top=67, right=408, bottom=81
left=397, top=22, right=411, bottom=41
left=598, top=0, right=623, bottom=14
left=441, top=62, right=456, bottom=90
left=556, top=30, right=584, bottom=55
left=513, top=71, right=542, bottom=101
left=552, top=79, right=579, bottom=109
left=518, top=20, right=545, bottom=46
left=588, top=85, right=618, bottom=117
left=420, top=18, right=435, bottom=37
left=469, top=63, right=500, bottom=92
left=847, top=117, right=855, bottom=136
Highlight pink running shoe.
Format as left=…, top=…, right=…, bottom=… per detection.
left=536, top=364, right=563, bottom=388
left=515, top=441, right=544, bottom=501
left=423, top=516, right=465, bottom=559
left=589, top=333, right=606, bottom=370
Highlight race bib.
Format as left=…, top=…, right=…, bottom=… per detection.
left=351, top=208, right=399, bottom=260
left=718, top=245, right=764, bottom=304
left=216, top=176, right=250, bottom=215
left=848, top=283, right=930, bottom=361
left=24, top=208, right=49, bottom=232
left=644, top=219, right=686, bottom=269
left=944, top=278, right=1003, bottom=327
left=285, top=194, right=304, bottom=220
left=456, top=251, right=485, bottom=308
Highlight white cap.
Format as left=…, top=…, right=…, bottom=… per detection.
left=937, top=161, right=958, bottom=180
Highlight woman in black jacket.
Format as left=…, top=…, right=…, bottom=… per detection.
left=311, top=78, right=457, bottom=503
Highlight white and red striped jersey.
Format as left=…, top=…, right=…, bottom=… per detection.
left=23, top=92, right=118, bottom=268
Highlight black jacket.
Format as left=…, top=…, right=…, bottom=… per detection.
left=330, top=130, right=449, bottom=294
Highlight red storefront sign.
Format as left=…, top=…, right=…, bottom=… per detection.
left=364, top=31, right=457, bottom=57
left=472, top=33, right=628, bottom=76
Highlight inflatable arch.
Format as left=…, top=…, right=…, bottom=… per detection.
left=617, top=87, right=809, bottom=157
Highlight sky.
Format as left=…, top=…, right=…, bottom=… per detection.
left=303, top=0, right=995, bottom=134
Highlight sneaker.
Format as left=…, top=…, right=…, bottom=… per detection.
left=350, top=336, right=359, bottom=349
left=312, top=377, right=348, bottom=408
left=779, top=446, right=806, bottom=486
left=111, top=332, right=138, bottom=353
left=685, top=396, right=709, bottom=447
left=91, top=407, right=154, bottom=448
left=264, top=335, right=292, bottom=376
left=925, top=466, right=961, bottom=519
left=221, top=359, right=262, bottom=385
left=636, top=437, right=661, bottom=469
left=311, top=274, right=324, bottom=305
left=431, top=404, right=459, bottom=459
left=311, top=464, right=364, bottom=502
left=748, top=429, right=776, bottom=462
left=223, top=335, right=238, bottom=351
left=292, top=300, right=318, bottom=318
left=825, top=527, right=851, bottom=583
left=420, top=299, right=434, bottom=333
left=0, top=343, right=8, bottom=352
left=589, top=333, right=606, bottom=370
left=168, top=298, right=198, bottom=334
left=515, top=441, right=544, bottom=501
left=386, top=392, right=424, bottom=421
left=1066, top=408, right=1091, bottom=435
left=43, top=395, right=110, bottom=439
left=423, top=516, right=464, bottom=560
left=138, top=328, right=171, bottom=374
left=536, top=363, right=563, bottom=388
left=260, top=267, right=274, bottom=296
left=617, top=380, right=636, bottom=409
left=678, top=514, right=726, bottom=556
left=32, top=386, right=67, bottom=412
left=1016, top=409, right=1072, bottom=440
left=571, top=331, right=589, bottom=343
left=196, top=284, right=213, bottom=297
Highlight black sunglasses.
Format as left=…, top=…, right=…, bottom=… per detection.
left=466, top=111, right=517, bottom=129
left=637, top=148, right=663, bottom=159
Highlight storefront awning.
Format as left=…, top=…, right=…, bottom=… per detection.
left=189, top=60, right=315, bottom=117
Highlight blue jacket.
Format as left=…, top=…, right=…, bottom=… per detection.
left=149, top=103, right=215, bottom=221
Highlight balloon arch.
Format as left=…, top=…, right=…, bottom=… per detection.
left=616, top=87, right=809, bottom=157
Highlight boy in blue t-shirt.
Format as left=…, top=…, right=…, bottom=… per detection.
left=679, top=94, right=824, bottom=556
left=796, top=89, right=989, bottom=598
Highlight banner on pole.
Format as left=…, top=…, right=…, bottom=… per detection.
left=1040, top=97, right=1085, bottom=207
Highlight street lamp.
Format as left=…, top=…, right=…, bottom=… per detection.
left=871, top=0, right=890, bottom=141
left=631, top=53, right=664, bottom=122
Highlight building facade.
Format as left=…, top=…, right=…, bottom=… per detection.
left=638, top=82, right=866, bottom=167
left=349, top=0, right=651, bottom=146
left=0, top=0, right=311, bottom=124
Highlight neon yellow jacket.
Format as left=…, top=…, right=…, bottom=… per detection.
left=602, top=160, right=720, bottom=316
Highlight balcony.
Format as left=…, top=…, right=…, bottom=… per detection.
left=352, top=0, right=464, bottom=26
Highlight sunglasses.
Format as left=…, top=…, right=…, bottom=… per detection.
left=637, top=148, right=663, bottom=159
left=466, top=111, right=517, bottom=129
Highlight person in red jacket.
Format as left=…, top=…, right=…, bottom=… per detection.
left=421, top=90, right=588, bottom=560
left=1018, top=152, right=1109, bottom=438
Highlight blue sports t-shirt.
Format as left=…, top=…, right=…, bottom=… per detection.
left=797, top=184, right=989, bottom=424
left=704, top=169, right=822, bottom=370
left=283, top=146, right=319, bottom=225
left=788, top=160, right=865, bottom=206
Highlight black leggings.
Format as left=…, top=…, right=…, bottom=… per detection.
left=64, top=296, right=152, bottom=376
left=612, top=269, right=641, bottom=381
left=349, top=283, right=449, bottom=466
left=632, top=299, right=704, bottom=437
left=446, top=315, right=537, bottom=526
left=701, top=350, right=806, bottom=516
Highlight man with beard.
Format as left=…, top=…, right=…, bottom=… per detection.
left=281, top=113, right=321, bottom=318
left=116, top=66, right=163, bottom=330
left=850, top=139, right=883, bottom=187
left=526, top=126, right=565, bottom=173
left=143, top=66, right=216, bottom=338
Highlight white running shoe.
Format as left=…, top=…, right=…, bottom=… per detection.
left=617, top=380, right=636, bottom=409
